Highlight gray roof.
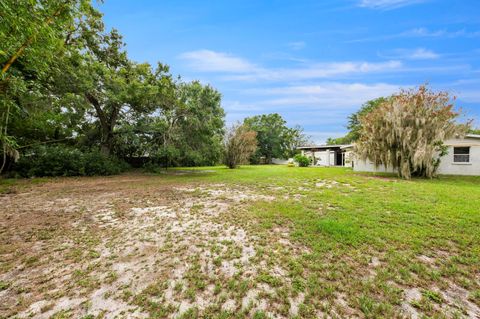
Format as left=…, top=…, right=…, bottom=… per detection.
left=466, top=134, right=480, bottom=139
left=297, top=144, right=353, bottom=150
left=297, top=134, right=479, bottom=151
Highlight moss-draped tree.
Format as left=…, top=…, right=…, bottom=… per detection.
left=355, top=85, right=469, bottom=179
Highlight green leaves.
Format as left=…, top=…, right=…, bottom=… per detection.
left=327, top=97, right=388, bottom=145
left=244, top=113, right=308, bottom=162
left=0, top=0, right=97, bottom=77
left=1, top=0, right=226, bottom=173
left=293, top=154, right=310, bottom=167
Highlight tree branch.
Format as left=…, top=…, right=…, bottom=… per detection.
left=1, top=1, right=69, bottom=76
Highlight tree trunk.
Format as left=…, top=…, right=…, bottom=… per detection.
left=85, top=93, right=119, bottom=157
left=267, top=155, right=272, bottom=164
left=100, top=141, right=110, bottom=156
left=99, top=122, right=114, bottom=156
left=0, top=103, right=12, bottom=175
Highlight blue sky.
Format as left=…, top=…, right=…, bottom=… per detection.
left=99, top=0, right=480, bottom=143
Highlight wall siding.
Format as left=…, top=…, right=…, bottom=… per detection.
left=353, top=137, right=480, bottom=176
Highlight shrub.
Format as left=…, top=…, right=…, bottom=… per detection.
left=14, top=145, right=84, bottom=177
left=223, top=123, right=257, bottom=169
left=14, top=145, right=128, bottom=177
left=83, top=151, right=129, bottom=176
left=294, top=154, right=310, bottom=167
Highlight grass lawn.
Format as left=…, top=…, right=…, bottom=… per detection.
left=1, top=165, right=479, bottom=318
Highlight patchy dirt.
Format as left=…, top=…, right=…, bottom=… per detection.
left=1, top=174, right=478, bottom=318
left=0, top=175, right=305, bottom=318
left=441, top=283, right=480, bottom=318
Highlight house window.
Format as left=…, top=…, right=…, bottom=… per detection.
left=453, top=147, right=470, bottom=163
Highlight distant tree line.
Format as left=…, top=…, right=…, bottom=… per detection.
left=243, top=113, right=311, bottom=164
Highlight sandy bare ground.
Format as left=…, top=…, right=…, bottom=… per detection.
left=0, top=174, right=309, bottom=318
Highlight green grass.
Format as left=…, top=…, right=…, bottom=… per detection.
left=3, top=165, right=479, bottom=317
left=164, top=165, right=480, bottom=316
left=0, top=176, right=49, bottom=194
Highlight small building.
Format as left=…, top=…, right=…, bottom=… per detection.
left=353, top=134, right=480, bottom=176
left=297, top=134, right=480, bottom=175
left=298, top=144, right=354, bottom=167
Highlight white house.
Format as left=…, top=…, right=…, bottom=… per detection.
left=297, top=134, right=480, bottom=176
left=298, top=144, right=354, bottom=167
left=353, top=134, right=480, bottom=176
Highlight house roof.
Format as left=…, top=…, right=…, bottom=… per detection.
left=297, top=144, right=353, bottom=150
left=466, top=134, right=480, bottom=139
left=445, top=133, right=480, bottom=146
left=297, top=134, right=479, bottom=151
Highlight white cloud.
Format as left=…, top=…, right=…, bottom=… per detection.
left=358, top=0, right=427, bottom=9
left=179, top=50, right=402, bottom=82
left=287, top=41, right=306, bottom=50
left=178, top=50, right=257, bottom=73
left=408, top=27, right=446, bottom=37
left=408, top=48, right=439, bottom=59
left=224, top=82, right=407, bottom=144
left=454, top=89, right=480, bottom=103
left=226, top=61, right=402, bottom=81
left=405, top=28, right=480, bottom=38
left=288, top=60, right=402, bottom=78
left=305, top=131, right=348, bottom=144
left=349, top=27, right=480, bottom=43
left=250, top=82, right=402, bottom=108
left=380, top=48, right=439, bottom=60
left=222, top=100, right=263, bottom=112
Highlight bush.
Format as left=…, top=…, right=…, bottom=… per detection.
left=14, top=145, right=129, bottom=177
left=14, top=145, right=83, bottom=177
left=294, top=154, right=310, bottom=167
left=143, top=161, right=165, bottom=173
left=223, top=124, right=257, bottom=169
left=83, top=152, right=129, bottom=176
